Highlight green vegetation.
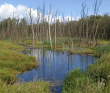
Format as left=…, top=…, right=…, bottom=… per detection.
left=18, top=38, right=110, bottom=56
left=0, top=80, right=50, bottom=93
left=0, top=40, right=50, bottom=93
left=0, top=0, right=110, bottom=92
left=63, top=43, right=110, bottom=93
left=0, top=40, right=38, bottom=83
left=91, top=43, right=110, bottom=57
left=63, top=69, right=106, bottom=93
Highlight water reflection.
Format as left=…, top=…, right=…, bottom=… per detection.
left=18, top=48, right=97, bottom=93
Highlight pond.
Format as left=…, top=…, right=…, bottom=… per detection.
left=18, top=48, right=97, bottom=93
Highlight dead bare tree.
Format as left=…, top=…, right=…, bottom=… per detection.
left=29, top=8, right=35, bottom=45
left=54, top=5, right=57, bottom=49
left=48, top=9, right=52, bottom=49
left=42, top=2, right=45, bottom=41
left=36, top=7, right=40, bottom=45
left=82, top=3, right=86, bottom=38
left=92, top=0, right=102, bottom=45
left=86, top=8, right=89, bottom=45
left=61, top=13, right=65, bottom=53
left=70, top=13, right=73, bottom=54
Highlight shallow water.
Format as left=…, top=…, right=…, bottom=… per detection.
left=18, top=48, right=97, bottom=93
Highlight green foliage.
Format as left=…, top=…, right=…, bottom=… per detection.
left=63, top=50, right=110, bottom=93
left=42, top=40, right=63, bottom=48
left=91, top=43, right=110, bottom=57
left=64, top=39, right=68, bottom=44
left=62, top=69, right=106, bottom=93
left=43, top=40, right=50, bottom=46
left=0, top=80, right=50, bottom=93
left=85, top=53, right=110, bottom=92
left=72, top=38, right=79, bottom=44
left=0, top=40, right=50, bottom=93
left=3, top=38, right=12, bottom=42
left=86, top=53, right=110, bottom=82
left=24, top=40, right=33, bottom=45
left=0, top=40, right=37, bottom=83
left=63, top=69, right=85, bottom=93
left=56, top=40, right=63, bottom=48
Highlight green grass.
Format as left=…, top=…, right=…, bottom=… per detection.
left=91, top=43, right=110, bottom=57
left=62, top=69, right=105, bottom=93
left=86, top=53, right=110, bottom=83
left=0, top=40, right=38, bottom=83
left=63, top=42, right=110, bottom=93
left=0, top=40, right=50, bottom=93
left=73, top=47, right=94, bottom=54
left=19, top=38, right=109, bottom=55
left=0, top=80, right=50, bottom=93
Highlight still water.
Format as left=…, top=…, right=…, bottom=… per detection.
left=18, top=48, right=97, bottom=93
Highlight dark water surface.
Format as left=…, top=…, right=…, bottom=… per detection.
left=18, top=48, right=97, bottom=93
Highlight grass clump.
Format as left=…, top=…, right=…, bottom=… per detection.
left=63, top=69, right=86, bottom=93
left=0, top=43, right=38, bottom=83
left=63, top=43, right=110, bottom=93
left=0, top=40, right=50, bottom=93
left=73, top=47, right=94, bottom=54
left=91, top=43, right=110, bottom=57
left=63, top=69, right=105, bottom=93
left=0, top=80, right=50, bottom=93
left=0, top=40, right=23, bottom=51
left=85, top=53, right=110, bottom=93
left=86, top=53, right=110, bottom=83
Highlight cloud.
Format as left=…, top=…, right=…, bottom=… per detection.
left=0, top=3, right=16, bottom=19
left=0, top=3, right=80, bottom=23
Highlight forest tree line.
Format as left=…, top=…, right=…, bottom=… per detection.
left=0, top=0, right=110, bottom=48
left=0, top=14, right=110, bottom=40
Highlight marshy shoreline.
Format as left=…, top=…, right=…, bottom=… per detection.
left=0, top=40, right=50, bottom=93
left=0, top=39, right=110, bottom=93
left=62, top=42, right=110, bottom=93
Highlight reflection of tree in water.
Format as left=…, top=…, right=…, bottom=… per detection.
left=42, top=50, right=45, bottom=80
left=54, top=50, right=56, bottom=77
left=68, top=55, right=70, bottom=71
left=80, top=55, right=84, bottom=71
left=19, top=48, right=97, bottom=93
left=71, top=55, right=73, bottom=68
left=49, top=51, right=52, bottom=80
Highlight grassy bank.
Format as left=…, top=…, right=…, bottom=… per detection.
left=62, top=43, right=110, bottom=93
left=18, top=38, right=109, bottom=55
left=0, top=80, right=50, bottom=93
left=0, top=40, right=50, bottom=93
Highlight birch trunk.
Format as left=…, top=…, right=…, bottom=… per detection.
left=29, top=8, right=34, bottom=45
left=48, top=10, right=52, bottom=49
left=54, top=6, right=56, bottom=49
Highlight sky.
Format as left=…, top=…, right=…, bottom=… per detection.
left=0, top=0, right=110, bottom=22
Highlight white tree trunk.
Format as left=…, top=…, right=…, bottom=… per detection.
left=54, top=6, right=57, bottom=49
left=32, top=22, right=34, bottom=45
left=48, top=10, right=52, bottom=49
left=29, top=8, right=34, bottom=45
